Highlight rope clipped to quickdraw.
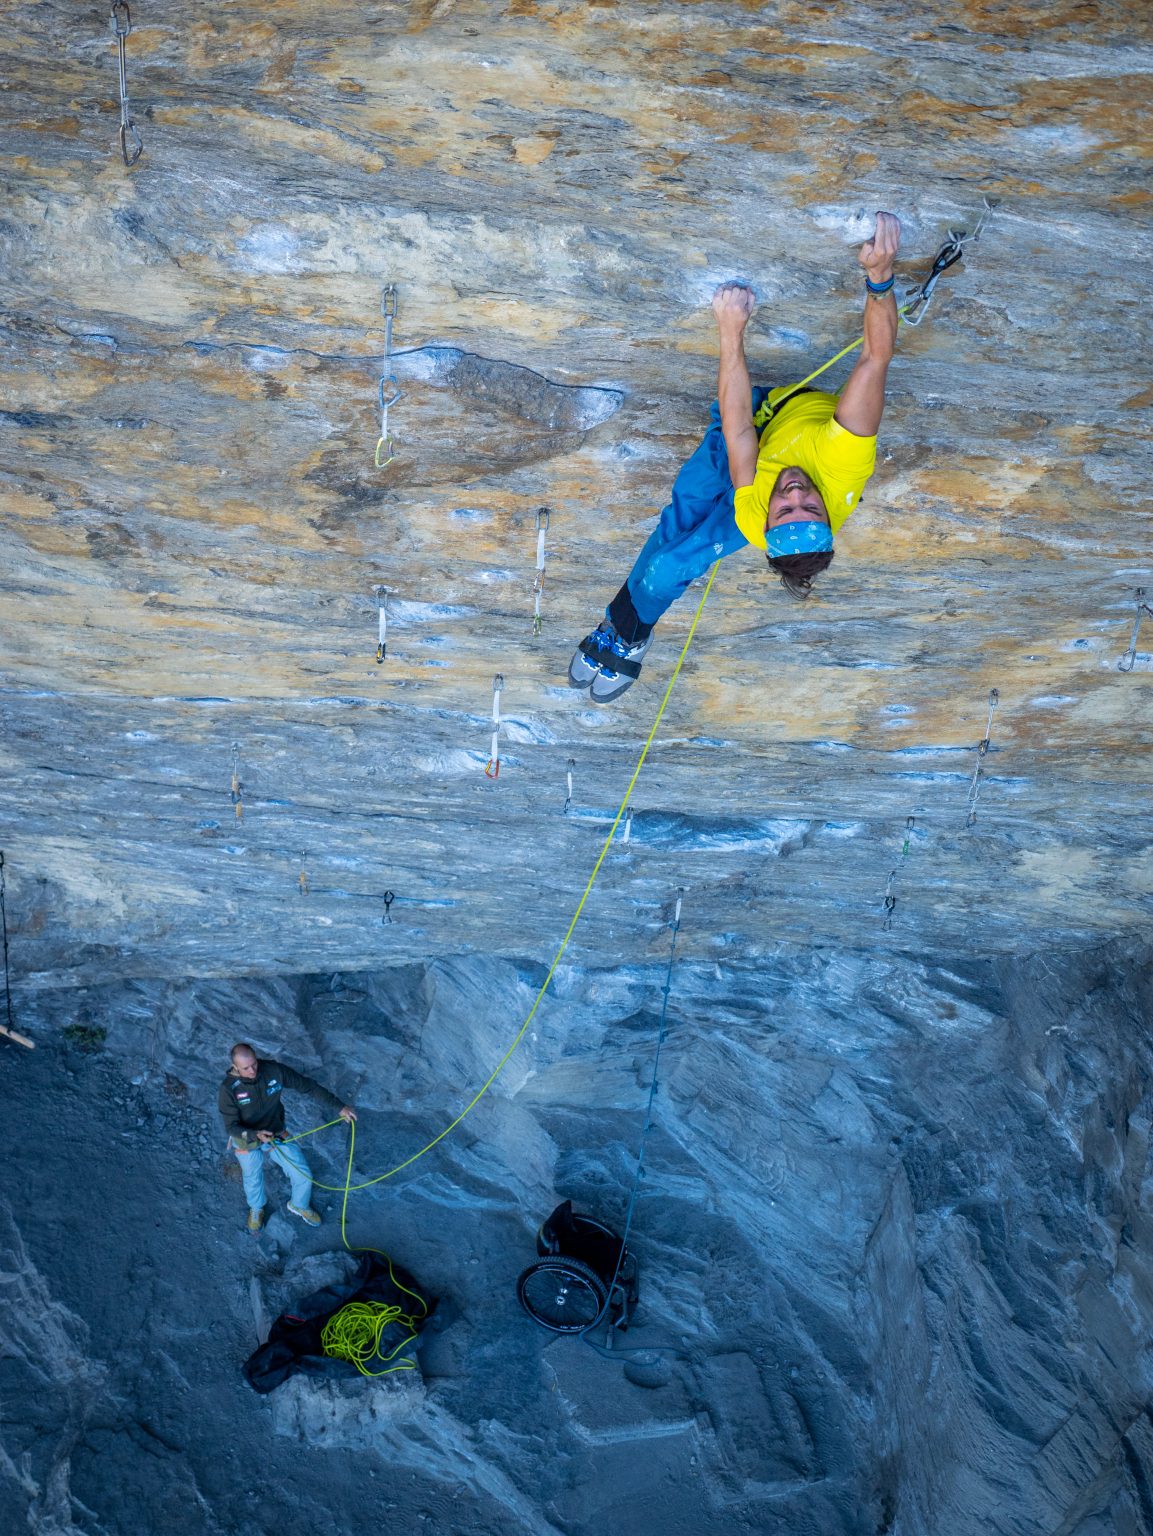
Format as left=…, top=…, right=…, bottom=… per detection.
left=1119, top=587, right=1153, bottom=673
left=965, top=689, right=999, bottom=828
left=374, top=585, right=389, bottom=664
left=109, top=2, right=143, bottom=166
left=579, top=891, right=689, bottom=1365
left=375, top=285, right=400, bottom=468
left=0, top=853, right=33, bottom=1049
left=485, top=673, right=503, bottom=779
left=532, top=507, right=549, bottom=636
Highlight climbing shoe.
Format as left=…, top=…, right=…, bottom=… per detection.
left=589, top=631, right=653, bottom=705
left=287, top=1204, right=322, bottom=1227
left=568, top=620, right=618, bottom=689
left=246, top=1206, right=265, bottom=1233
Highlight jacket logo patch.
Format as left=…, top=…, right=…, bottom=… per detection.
left=236, top=1092, right=251, bottom=1103
left=268, top=1081, right=281, bottom=1093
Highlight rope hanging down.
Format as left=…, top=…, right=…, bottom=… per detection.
left=282, top=561, right=722, bottom=1194
left=278, top=213, right=987, bottom=1194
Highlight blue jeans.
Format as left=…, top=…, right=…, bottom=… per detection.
left=608, top=385, right=774, bottom=643
left=233, top=1137, right=313, bottom=1212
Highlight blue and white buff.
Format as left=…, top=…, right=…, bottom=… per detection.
left=766, top=519, right=834, bottom=559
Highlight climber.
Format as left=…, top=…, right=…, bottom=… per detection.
left=569, top=211, right=901, bottom=703
left=218, top=1043, right=357, bottom=1233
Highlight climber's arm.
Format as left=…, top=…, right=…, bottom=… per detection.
left=712, top=283, right=759, bottom=489
left=835, top=211, right=901, bottom=439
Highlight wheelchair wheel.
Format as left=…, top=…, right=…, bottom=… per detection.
left=517, top=1256, right=609, bottom=1333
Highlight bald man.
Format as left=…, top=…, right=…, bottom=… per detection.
left=218, top=1043, right=356, bottom=1232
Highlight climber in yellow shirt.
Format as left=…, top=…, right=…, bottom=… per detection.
left=569, top=212, right=900, bottom=702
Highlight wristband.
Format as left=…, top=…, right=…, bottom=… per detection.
left=865, top=275, right=894, bottom=295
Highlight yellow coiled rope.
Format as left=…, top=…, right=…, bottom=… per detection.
left=320, top=1297, right=422, bottom=1377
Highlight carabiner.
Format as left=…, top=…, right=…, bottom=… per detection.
left=110, top=0, right=131, bottom=36
left=374, top=436, right=394, bottom=468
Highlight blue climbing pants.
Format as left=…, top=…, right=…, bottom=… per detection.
left=608, top=386, right=773, bottom=644
left=233, top=1136, right=313, bottom=1214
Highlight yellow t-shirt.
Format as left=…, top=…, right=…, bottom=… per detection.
left=733, top=388, right=877, bottom=549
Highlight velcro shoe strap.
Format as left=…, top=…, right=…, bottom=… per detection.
left=579, top=637, right=643, bottom=679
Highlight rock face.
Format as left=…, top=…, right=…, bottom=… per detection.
left=3, top=0, right=1152, bottom=981
left=5, top=944, right=1153, bottom=1534
left=3, top=2, right=1153, bottom=1533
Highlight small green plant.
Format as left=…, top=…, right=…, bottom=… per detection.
left=63, top=1023, right=107, bottom=1052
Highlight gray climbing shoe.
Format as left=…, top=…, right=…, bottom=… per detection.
left=568, top=620, right=618, bottom=689
left=589, top=632, right=653, bottom=704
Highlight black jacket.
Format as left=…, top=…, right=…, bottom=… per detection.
left=218, top=1058, right=341, bottom=1148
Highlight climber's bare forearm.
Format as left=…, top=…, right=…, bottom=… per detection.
left=716, top=328, right=758, bottom=488
left=836, top=211, right=901, bottom=438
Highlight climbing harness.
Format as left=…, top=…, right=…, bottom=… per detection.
left=563, top=758, right=575, bottom=815
left=374, top=585, right=389, bottom=664
left=298, top=853, right=309, bottom=897
left=0, top=852, right=33, bottom=1049
left=880, top=815, right=915, bottom=932
left=375, top=286, right=400, bottom=468
left=230, top=742, right=243, bottom=821
left=109, top=2, right=143, bottom=166
left=532, top=507, right=549, bottom=637
left=281, top=562, right=720, bottom=1194
left=1119, top=587, right=1153, bottom=672
left=381, top=889, right=395, bottom=925
left=485, top=673, right=503, bottom=779
left=965, top=689, right=999, bottom=828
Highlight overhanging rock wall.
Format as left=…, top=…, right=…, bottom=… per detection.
left=2, top=0, right=1152, bottom=985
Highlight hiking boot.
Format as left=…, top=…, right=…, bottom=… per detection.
left=589, top=630, right=653, bottom=704
left=246, top=1206, right=265, bottom=1233
left=568, top=620, right=617, bottom=689
left=287, top=1203, right=322, bottom=1227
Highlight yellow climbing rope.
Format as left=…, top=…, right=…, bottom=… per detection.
left=282, top=559, right=721, bottom=1197
left=320, top=1297, right=421, bottom=1377
left=280, top=228, right=983, bottom=1207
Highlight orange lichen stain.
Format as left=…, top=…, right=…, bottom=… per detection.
left=1122, top=385, right=1153, bottom=409
left=1113, top=190, right=1152, bottom=207
left=507, top=132, right=557, bottom=165
left=1014, top=76, right=1152, bottom=157
left=894, top=91, right=1008, bottom=142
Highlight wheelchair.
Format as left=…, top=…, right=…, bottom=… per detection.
left=516, top=1200, right=639, bottom=1334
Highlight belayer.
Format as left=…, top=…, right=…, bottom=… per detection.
left=569, top=211, right=901, bottom=703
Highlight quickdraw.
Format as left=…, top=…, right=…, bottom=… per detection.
left=965, top=689, right=999, bottom=828
left=109, top=2, right=143, bottom=166
left=375, top=285, right=400, bottom=468
left=1119, top=587, right=1153, bottom=673
left=485, top=674, right=504, bottom=779
left=374, top=585, right=389, bottom=664
left=230, top=742, right=244, bottom=821
left=532, top=507, right=549, bottom=637
left=901, top=198, right=997, bottom=327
